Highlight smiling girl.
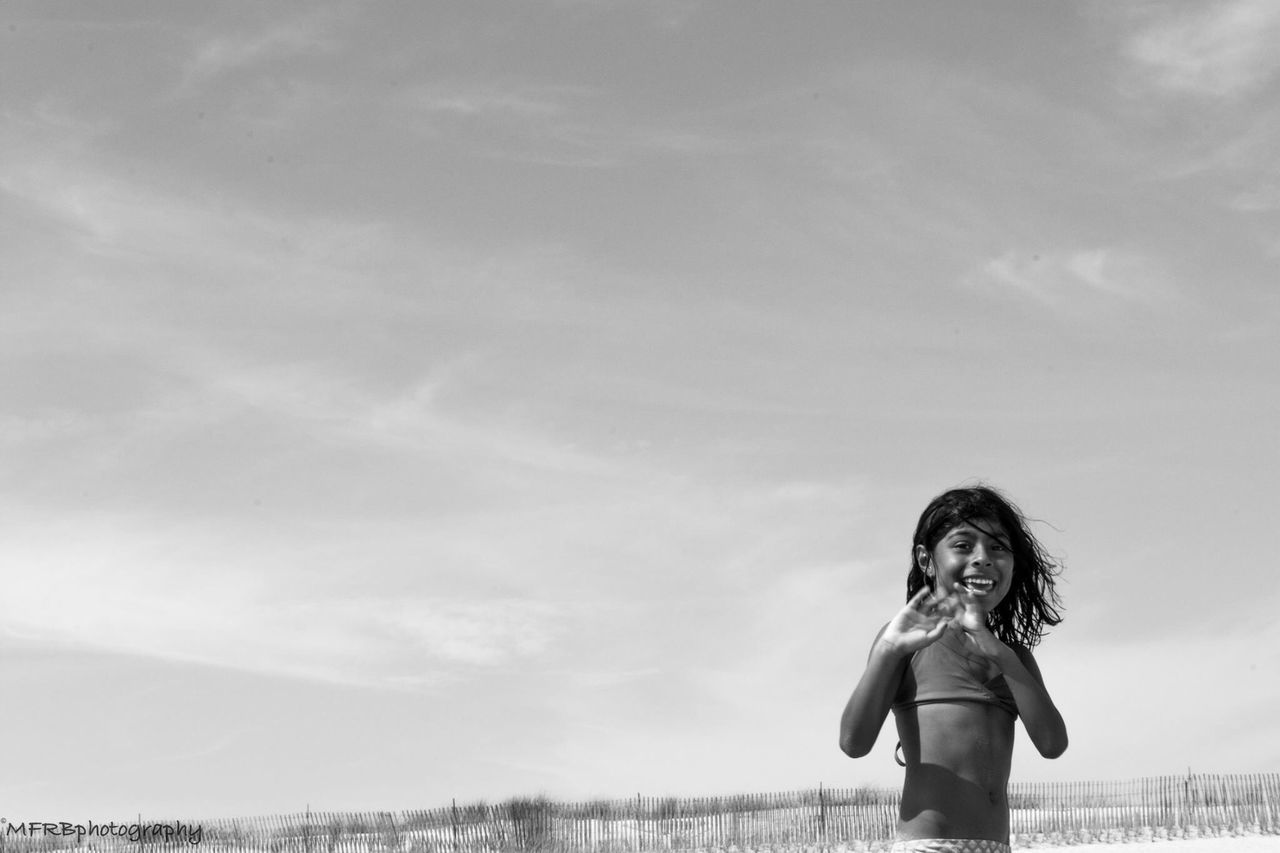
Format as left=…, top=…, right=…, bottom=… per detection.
left=839, top=486, right=1067, bottom=853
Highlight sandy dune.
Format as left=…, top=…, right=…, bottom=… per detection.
left=1037, top=837, right=1280, bottom=853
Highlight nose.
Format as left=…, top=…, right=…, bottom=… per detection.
left=971, top=544, right=991, bottom=566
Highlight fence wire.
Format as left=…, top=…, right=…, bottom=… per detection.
left=3, top=774, right=1277, bottom=853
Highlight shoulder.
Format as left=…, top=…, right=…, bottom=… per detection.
left=1008, top=643, right=1048, bottom=680
left=1007, top=642, right=1033, bottom=663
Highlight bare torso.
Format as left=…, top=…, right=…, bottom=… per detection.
left=893, top=698, right=1016, bottom=841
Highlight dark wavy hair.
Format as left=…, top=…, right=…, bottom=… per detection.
left=907, top=484, right=1064, bottom=649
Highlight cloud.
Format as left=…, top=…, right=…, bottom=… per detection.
left=0, top=145, right=598, bottom=688
left=967, top=247, right=1172, bottom=309
left=1120, top=0, right=1280, bottom=98
left=1230, top=179, right=1280, bottom=212
left=0, top=511, right=560, bottom=687
left=1, top=140, right=382, bottom=277
left=1, top=105, right=874, bottom=700
left=405, top=83, right=587, bottom=119
left=0, top=394, right=870, bottom=688
left=397, top=81, right=617, bottom=166
left=181, top=9, right=347, bottom=89
left=399, top=79, right=735, bottom=167
left=0, top=467, right=868, bottom=691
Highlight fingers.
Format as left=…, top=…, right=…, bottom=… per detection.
left=908, top=586, right=933, bottom=607
left=910, top=586, right=948, bottom=619
left=930, top=589, right=959, bottom=616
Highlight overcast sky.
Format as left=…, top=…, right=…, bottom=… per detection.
left=3, top=0, right=1279, bottom=823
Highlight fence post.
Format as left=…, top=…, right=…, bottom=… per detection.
left=819, top=784, right=827, bottom=846
left=144, top=774, right=1280, bottom=853
left=385, top=811, right=398, bottom=853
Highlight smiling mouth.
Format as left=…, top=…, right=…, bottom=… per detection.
left=961, top=576, right=997, bottom=594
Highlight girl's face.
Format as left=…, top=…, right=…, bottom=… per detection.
left=916, top=519, right=1015, bottom=612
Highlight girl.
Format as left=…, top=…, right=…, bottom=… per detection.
left=838, top=486, right=1067, bottom=853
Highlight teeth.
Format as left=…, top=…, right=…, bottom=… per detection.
left=964, top=577, right=995, bottom=590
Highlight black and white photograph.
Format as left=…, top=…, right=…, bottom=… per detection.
left=2, top=3, right=1278, bottom=853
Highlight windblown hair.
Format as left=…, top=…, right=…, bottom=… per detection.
left=907, top=484, right=1064, bottom=649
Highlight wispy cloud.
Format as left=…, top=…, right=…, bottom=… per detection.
left=1230, top=178, right=1280, bottom=212
left=181, top=9, right=347, bottom=89
left=400, top=80, right=735, bottom=167
left=406, top=83, right=588, bottom=119
left=1120, top=0, right=1280, bottom=98
left=1, top=136, right=868, bottom=685
left=0, top=510, right=561, bottom=687
left=0, top=458, right=867, bottom=690
left=966, top=247, right=1173, bottom=309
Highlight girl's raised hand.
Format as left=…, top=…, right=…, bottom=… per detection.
left=880, top=586, right=957, bottom=655
left=945, top=582, right=1007, bottom=663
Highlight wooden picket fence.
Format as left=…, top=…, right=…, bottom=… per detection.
left=3, top=774, right=1277, bottom=853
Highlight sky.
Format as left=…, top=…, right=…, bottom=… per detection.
left=2, top=0, right=1279, bottom=824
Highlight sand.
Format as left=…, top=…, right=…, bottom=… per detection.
left=1035, top=837, right=1280, bottom=853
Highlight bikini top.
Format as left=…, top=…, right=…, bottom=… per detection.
left=891, top=637, right=1020, bottom=719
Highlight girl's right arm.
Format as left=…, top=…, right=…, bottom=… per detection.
left=838, top=587, right=951, bottom=758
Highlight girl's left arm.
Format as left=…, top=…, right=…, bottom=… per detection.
left=996, top=645, right=1068, bottom=759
